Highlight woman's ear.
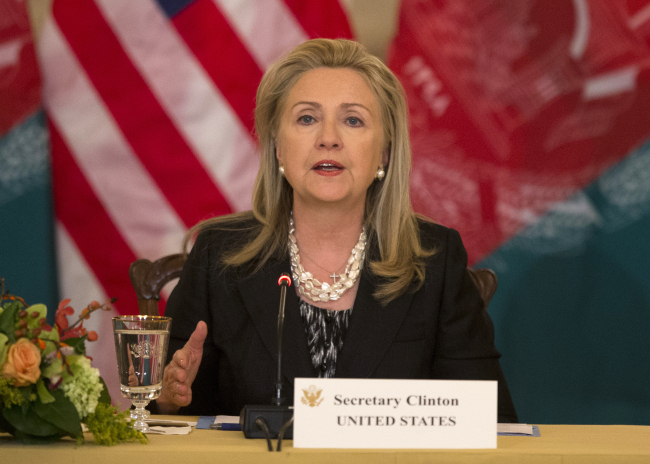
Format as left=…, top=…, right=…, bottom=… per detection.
left=382, top=146, right=390, bottom=167
left=275, top=143, right=283, bottom=165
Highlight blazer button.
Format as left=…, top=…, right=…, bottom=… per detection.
left=320, top=363, right=328, bottom=372
left=324, top=341, right=331, bottom=349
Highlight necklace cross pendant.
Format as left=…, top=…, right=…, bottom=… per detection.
left=330, top=272, right=339, bottom=283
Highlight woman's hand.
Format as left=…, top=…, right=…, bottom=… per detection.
left=127, top=365, right=139, bottom=386
left=156, top=321, right=208, bottom=414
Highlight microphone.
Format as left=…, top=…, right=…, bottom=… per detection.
left=274, top=273, right=291, bottom=406
left=240, top=273, right=294, bottom=446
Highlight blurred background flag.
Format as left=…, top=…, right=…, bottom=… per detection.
left=389, top=0, right=650, bottom=424
left=38, top=0, right=352, bottom=406
left=3, top=0, right=649, bottom=424
left=0, top=1, right=57, bottom=316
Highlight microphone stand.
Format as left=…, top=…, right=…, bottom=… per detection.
left=273, top=274, right=289, bottom=406
left=240, top=273, right=294, bottom=449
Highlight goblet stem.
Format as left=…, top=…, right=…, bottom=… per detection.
left=131, top=408, right=151, bottom=420
left=132, top=400, right=151, bottom=433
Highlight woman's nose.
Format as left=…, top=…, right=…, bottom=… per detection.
left=317, top=118, right=342, bottom=149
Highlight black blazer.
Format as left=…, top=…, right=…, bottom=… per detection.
left=163, top=218, right=518, bottom=422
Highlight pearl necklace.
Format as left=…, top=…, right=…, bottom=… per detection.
left=288, top=218, right=367, bottom=302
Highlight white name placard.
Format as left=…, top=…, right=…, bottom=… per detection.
left=293, top=378, right=497, bottom=449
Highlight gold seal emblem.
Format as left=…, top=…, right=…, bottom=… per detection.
left=301, top=385, right=324, bottom=407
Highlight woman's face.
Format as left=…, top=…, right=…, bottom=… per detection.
left=276, top=67, right=386, bottom=211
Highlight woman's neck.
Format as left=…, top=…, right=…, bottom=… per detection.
left=291, top=201, right=365, bottom=256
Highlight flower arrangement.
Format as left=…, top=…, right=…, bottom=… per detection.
left=0, top=278, right=146, bottom=445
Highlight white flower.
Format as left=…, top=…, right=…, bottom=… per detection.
left=60, top=356, right=104, bottom=419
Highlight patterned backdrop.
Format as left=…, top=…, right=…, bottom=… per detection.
left=1, top=0, right=649, bottom=422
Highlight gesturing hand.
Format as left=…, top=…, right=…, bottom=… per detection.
left=128, top=365, right=139, bottom=387
left=157, top=321, right=208, bottom=414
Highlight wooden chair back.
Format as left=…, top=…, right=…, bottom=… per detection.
left=468, top=268, right=498, bottom=310
left=129, top=254, right=187, bottom=316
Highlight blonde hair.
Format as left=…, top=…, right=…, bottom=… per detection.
left=186, top=38, right=433, bottom=304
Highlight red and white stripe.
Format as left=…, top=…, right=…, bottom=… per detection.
left=37, top=0, right=352, bottom=408
left=216, top=0, right=308, bottom=69
left=96, top=0, right=260, bottom=212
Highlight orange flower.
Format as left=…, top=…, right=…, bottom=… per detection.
left=1, top=339, right=42, bottom=387
left=55, top=303, right=74, bottom=331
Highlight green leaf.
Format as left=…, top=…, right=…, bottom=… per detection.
left=64, top=335, right=88, bottom=355
left=0, top=332, right=8, bottom=366
left=20, top=386, right=33, bottom=415
left=65, top=355, right=86, bottom=376
left=40, top=338, right=57, bottom=357
left=38, top=326, right=60, bottom=344
left=42, top=357, right=63, bottom=379
left=65, top=353, right=82, bottom=365
left=25, top=304, right=47, bottom=330
left=98, top=377, right=112, bottom=405
left=2, top=403, right=61, bottom=437
left=0, top=302, right=18, bottom=343
left=36, top=379, right=55, bottom=404
left=33, top=388, right=82, bottom=437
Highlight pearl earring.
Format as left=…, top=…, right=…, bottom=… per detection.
left=376, top=166, right=385, bottom=181
left=279, top=165, right=285, bottom=176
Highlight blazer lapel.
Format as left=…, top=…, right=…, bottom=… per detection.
left=335, top=271, right=414, bottom=378
left=238, top=259, right=316, bottom=383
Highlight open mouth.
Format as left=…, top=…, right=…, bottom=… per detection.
left=313, top=161, right=343, bottom=172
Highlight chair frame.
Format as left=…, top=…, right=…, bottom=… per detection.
left=467, top=268, right=498, bottom=310
left=129, top=254, right=187, bottom=316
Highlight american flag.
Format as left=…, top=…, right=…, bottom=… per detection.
left=39, top=0, right=352, bottom=407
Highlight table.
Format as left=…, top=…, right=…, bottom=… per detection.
left=2, top=419, right=650, bottom=463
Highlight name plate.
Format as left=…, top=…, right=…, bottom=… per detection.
left=293, top=378, right=497, bottom=449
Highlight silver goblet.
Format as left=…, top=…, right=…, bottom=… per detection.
left=112, top=315, right=171, bottom=433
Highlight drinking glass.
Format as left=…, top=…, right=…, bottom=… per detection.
left=112, top=315, right=172, bottom=433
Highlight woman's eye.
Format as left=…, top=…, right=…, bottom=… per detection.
left=298, top=115, right=315, bottom=124
left=347, top=117, right=362, bottom=126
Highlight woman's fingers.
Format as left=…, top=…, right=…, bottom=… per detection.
left=172, top=346, right=190, bottom=368
left=159, top=321, right=208, bottom=411
left=175, top=366, right=187, bottom=383
left=161, top=367, right=190, bottom=406
left=171, top=321, right=206, bottom=369
left=185, top=321, right=208, bottom=353
left=175, top=321, right=207, bottom=381
left=127, top=365, right=138, bottom=386
left=166, top=364, right=188, bottom=391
